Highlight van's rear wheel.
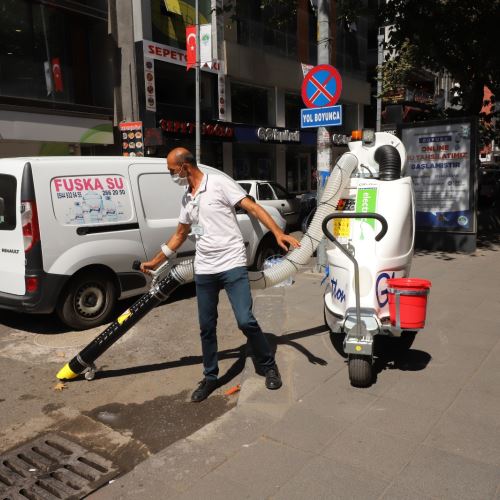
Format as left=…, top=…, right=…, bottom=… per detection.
left=252, top=238, right=282, bottom=270
left=57, top=271, right=117, bottom=330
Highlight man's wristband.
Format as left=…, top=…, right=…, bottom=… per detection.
left=161, top=244, right=175, bottom=258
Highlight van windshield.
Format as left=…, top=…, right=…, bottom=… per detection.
left=0, top=174, right=17, bottom=231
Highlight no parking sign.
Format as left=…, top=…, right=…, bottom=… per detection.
left=300, top=65, right=343, bottom=128
left=301, top=65, right=342, bottom=108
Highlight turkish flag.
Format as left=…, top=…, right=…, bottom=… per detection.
left=186, top=25, right=196, bottom=71
left=51, top=57, right=64, bottom=92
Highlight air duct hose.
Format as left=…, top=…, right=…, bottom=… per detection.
left=55, top=152, right=358, bottom=381
left=375, top=145, right=401, bottom=181
left=170, top=152, right=359, bottom=289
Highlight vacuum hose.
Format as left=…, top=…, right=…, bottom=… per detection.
left=375, top=145, right=401, bottom=181
left=168, top=152, right=358, bottom=289
left=56, top=152, right=357, bottom=380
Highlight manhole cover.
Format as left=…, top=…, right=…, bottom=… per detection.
left=0, top=433, right=118, bottom=499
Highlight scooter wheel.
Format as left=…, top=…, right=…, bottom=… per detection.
left=348, top=355, right=372, bottom=388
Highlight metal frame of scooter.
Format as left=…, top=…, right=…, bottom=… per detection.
left=321, top=212, right=388, bottom=357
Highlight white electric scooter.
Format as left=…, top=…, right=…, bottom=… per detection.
left=322, top=131, right=430, bottom=387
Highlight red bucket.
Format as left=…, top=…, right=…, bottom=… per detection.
left=386, top=278, right=432, bottom=329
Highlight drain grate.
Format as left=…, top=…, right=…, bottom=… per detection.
left=0, top=433, right=119, bottom=500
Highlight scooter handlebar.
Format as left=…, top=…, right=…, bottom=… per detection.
left=321, top=212, right=388, bottom=243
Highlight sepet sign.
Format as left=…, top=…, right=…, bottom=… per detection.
left=159, top=119, right=233, bottom=139
left=143, top=40, right=220, bottom=73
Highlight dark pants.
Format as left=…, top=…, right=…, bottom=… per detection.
left=195, top=266, right=275, bottom=380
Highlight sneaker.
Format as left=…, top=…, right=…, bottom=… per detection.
left=264, top=366, right=282, bottom=390
left=191, top=378, right=218, bottom=402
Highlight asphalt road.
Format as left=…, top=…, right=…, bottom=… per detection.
left=0, top=281, right=246, bottom=474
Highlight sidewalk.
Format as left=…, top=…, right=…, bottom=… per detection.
left=91, top=243, right=500, bottom=500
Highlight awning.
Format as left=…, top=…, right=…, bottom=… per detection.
left=0, top=110, right=113, bottom=145
left=164, top=0, right=182, bottom=15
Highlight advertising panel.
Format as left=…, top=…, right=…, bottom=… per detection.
left=51, top=175, right=133, bottom=226
left=400, top=118, right=476, bottom=233
left=119, top=121, right=144, bottom=157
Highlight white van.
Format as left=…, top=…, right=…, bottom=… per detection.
left=0, top=157, right=285, bottom=330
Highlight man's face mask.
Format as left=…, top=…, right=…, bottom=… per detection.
left=171, top=164, right=188, bottom=186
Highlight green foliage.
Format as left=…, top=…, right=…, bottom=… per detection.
left=381, top=0, right=500, bottom=148
left=381, top=0, right=500, bottom=115
left=379, top=40, right=417, bottom=97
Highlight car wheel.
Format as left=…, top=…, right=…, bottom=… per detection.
left=57, top=270, right=117, bottom=330
left=301, top=207, right=316, bottom=234
left=253, top=238, right=282, bottom=271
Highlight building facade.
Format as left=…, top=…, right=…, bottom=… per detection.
left=126, top=0, right=370, bottom=194
left=0, top=0, right=115, bottom=158
left=0, top=0, right=371, bottom=193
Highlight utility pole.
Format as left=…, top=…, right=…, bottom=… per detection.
left=108, top=0, right=139, bottom=126
left=376, top=27, right=384, bottom=132
left=195, top=0, right=201, bottom=163
left=316, top=0, right=333, bottom=271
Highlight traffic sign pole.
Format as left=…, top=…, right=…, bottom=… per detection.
left=316, top=0, right=333, bottom=272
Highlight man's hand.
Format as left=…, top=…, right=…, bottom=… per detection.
left=275, top=232, right=301, bottom=252
left=239, top=196, right=301, bottom=252
left=140, top=259, right=163, bottom=275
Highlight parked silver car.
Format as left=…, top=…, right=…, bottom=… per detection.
left=237, top=180, right=301, bottom=229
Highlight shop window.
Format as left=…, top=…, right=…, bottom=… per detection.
left=155, top=64, right=215, bottom=121
left=285, top=93, right=302, bottom=129
left=233, top=145, right=275, bottom=180
left=286, top=152, right=311, bottom=193
left=0, top=0, right=111, bottom=108
left=151, top=0, right=212, bottom=48
left=231, top=82, right=273, bottom=126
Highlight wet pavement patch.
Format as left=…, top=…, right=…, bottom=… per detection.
left=42, top=403, right=65, bottom=414
left=85, top=391, right=235, bottom=453
left=0, top=433, right=118, bottom=499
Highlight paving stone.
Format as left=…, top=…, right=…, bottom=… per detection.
left=253, top=290, right=285, bottom=335
left=92, top=438, right=229, bottom=498
left=420, top=341, right=489, bottom=385
left=264, top=406, right=343, bottom=454
left=212, top=437, right=313, bottom=498
left=273, top=455, right=389, bottom=500
left=446, top=385, right=500, bottom=428
left=288, top=332, right=345, bottom=400
left=380, top=483, right=443, bottom=499
left=175, top=471, right=257, bottom=500
left=383, top=371, right=463, bottom=412
left=186, top=406, right=278, bottom=457
left=387, top=445, right=500, bottom=500
left=425, top=408, right=500, bottom=466
left=299, top=375, right=378, bottom=423
left=354, top=396, right=441, bottom=441
left=322, top=426, right=418, bottom=481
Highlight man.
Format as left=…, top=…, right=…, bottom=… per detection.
left=140, top=147, right=300, bottom=402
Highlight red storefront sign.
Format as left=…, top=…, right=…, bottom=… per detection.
left=159, top=119, right=234, bottom=139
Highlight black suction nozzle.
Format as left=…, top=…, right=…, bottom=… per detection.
left=375, top=145, right=401, bottom=181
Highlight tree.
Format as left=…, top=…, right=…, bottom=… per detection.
left=381, top=0, right=500, bottom=144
